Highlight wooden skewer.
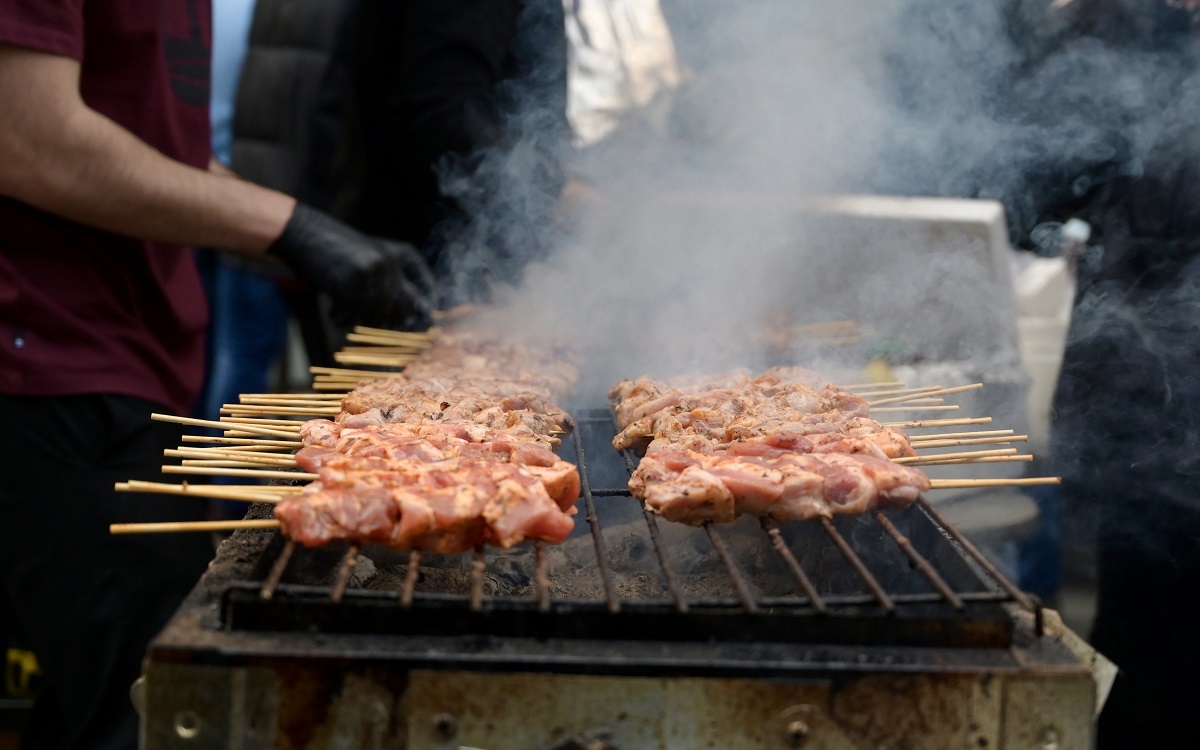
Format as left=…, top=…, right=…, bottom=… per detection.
left=883, top=417, right=991, bottom=428
left=313, top=382, right=359, bottom=391
left=854, top=385, right=943, bottom=398
left=219, top=416, right=305, bottom=427
left=180, top=436, right=302, bottom=448
left=867, top=383, right=984, bottom=407
left=152, top=413, right=300, bottom=440
left=334, top=353, right=419, bottom=367
left=234, top=398, right=343, bottom=408
left=895, top=448, right=1017, bottom=465
left=161, top=465, right=317, bottom=481
left=884, top=397, right=945, bottom=406
left=116, top=480, right=283, bottom=503
left=908, top=429, right=1014, bottom=442
left=309, top=366, right=407, bottom=378
left=918, top=455, right=1033, bottom=465
left=845, top=380, right=906, bottom=390
left=237, top=393, right=345, bottom=400
left=912, top=435, right=1028, bottom=449
left=221, top=405, right=340, bottom=416
left=870, top=405, right=960, bottom=413
left=166, top=449, right=296, bottom=466
left=111, top=519, right=281, bottom=534
left=338, top=346, right=428, bottom=357
left=352, top=325, right=433, bottom=341
left=928, top=477, right=1060, bottom=489
left=344, top=332, right=432, bottom=347
left=180, top=459, right=295, bottom=468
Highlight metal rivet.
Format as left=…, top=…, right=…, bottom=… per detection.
left=433, top=712, right=458, bottom=740
left=786, top=719, right=810, bottom=747
left=1040, top=726, right=1060, bottom=750
left=173, top=710, right=201, bottom=740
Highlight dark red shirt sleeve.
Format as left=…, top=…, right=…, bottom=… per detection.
left=0, top=0, right=86, bottom=59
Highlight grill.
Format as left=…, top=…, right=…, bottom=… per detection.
left=140, top=407, right=1099, bottom=750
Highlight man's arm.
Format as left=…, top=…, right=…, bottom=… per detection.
left=0, top=43, right=292, bottom=254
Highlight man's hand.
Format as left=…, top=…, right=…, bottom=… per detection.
left=269, top=205, right=436, bottom=329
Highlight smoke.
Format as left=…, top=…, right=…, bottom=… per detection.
left=439, top=0, right=1198, bottom=417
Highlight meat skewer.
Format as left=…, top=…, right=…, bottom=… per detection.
left=270, top=330, right=583, bottom=552
left=612, top=368, right=932, bottom=526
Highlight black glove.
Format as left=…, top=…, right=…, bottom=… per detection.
left=268, top=204, right=436, bottom=329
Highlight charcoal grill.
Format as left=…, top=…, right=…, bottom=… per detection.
left=139, top=409, right=1099, bottom=749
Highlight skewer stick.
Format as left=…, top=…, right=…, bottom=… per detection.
left=854, top=385, right=943, bottom=398
left=151, top=413, right=300, bottom=440
left=167, top=449, right=296, bottom=467
left=219, top=417, right=305, bottom=427
left=221, top=405, right=340, bottom=416
left=110, top=519, right=281, bottom=534
left=333, top=353, right=419, bottom=366
left=928, top=477, right=1060, bottom=488
left=344, top=332, right=432, bottom=347
left=116, top=480, right=283, bottom=503
left=232, top=399, right=343, bottom=409
left=895, top=448, right=1018, bottom=465
left=912, top=435, right=1027, bottom=449
left=908, top=429, right=1014, bottom=442
left=161, top=465, right=317, bottom=481
left=883, top=417, right=992, bottom=429
left=867, top=383, right=984, bottom=407
left=180, top=436, right=303, bottom=448
left=917, top=454, right=1033, bottom=465
left=870, top=405, right=960, bottom=413
left=314, top=382, right=359, bottom=391
left=352, top=325, right=433, bottom=341
left=845, top=380, right=906, bottom=390
left=309, top=366, right=407, bottom=378
left=237, top=393, right=345, bottom=400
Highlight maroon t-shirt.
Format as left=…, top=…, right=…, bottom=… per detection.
left=0, top=0, right=212, bottom=415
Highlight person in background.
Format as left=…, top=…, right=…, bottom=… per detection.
left=302, top=0, right=571, bottom=307
left=194, top=0, right=292, bottom=504
left=954, top=1, right=1199, bottom=745
left=0, top=2, right=433, bottom=748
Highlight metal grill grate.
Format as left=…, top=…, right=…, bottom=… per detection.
left=223, top=409, right=1040, bottom=648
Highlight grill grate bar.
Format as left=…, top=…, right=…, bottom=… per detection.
left=875, top=510, right=963, bottom=611
left=704, top=522, right=758, bottom=613
left=469, top=546, right=486, bottom=612
left=760, top=518, right=826, bottom=614
left=820, top=518, right=895, bottom=613
left=400, top=550, right=421, bottom=607
left=916, top=498, right=1036, bottom=614
left=621, top=446, right=688, bottom=612
left=534, top=541, right=551, bottom=612
left=330, top=544, right=360, bottom=604
left=260, top=539, right=295, bottom=600
left=574, top=430, right=621, bottom=613
left=643, top=509, right=689, bottom=613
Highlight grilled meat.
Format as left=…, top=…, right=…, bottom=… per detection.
left=629, top=447, right=930, bottom=525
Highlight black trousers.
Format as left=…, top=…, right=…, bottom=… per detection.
left=1090, top=499, right=1200, bottom=749
left=0, top=395, right=213, bottom=750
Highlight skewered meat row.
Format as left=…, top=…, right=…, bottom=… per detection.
left=612, top=368, right=929, bottom=526
left=294, top=421, right=580, bottom=508
left=338, top=377, right=574, bottom=439
left=611, top=368, right=874, bottom=453
left=276, top=457, right=575, bottom=552
left=630, top=448, right=929, bottom=524
left=274, top=331, right=581, bottom=551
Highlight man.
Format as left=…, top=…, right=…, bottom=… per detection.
left=0, top=2, right=433, bottom=748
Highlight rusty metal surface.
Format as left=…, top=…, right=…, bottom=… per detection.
left=140, top=663, right=1094, bottom=750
